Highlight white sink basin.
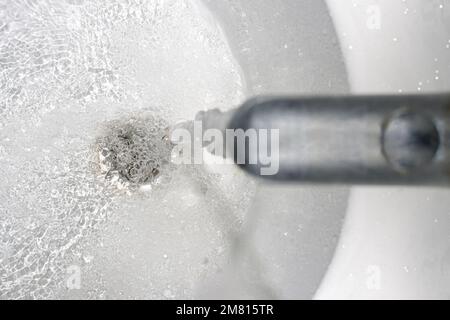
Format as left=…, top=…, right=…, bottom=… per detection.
left=1, top=0, right=448, bottom=300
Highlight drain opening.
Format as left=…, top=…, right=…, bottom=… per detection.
left=95, top=115, right=173, bottom=189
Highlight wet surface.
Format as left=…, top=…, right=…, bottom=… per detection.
left=0, top=0, right=253, bottom=299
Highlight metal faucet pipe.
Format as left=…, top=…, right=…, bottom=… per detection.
left=199, top=94, right=450, bottom=185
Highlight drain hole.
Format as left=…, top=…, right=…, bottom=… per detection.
left=95, top=115, right=173, bottom=189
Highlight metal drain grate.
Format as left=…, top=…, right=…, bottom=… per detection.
left=95, top=115, right=172, bottom=188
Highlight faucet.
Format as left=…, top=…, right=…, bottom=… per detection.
left=197, top=94, right=450, bottom=185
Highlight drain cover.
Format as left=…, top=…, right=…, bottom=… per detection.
left=95, top=115, right=173, bottom=188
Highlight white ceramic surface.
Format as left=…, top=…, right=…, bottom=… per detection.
left=317, top=0, right=450, bottom=299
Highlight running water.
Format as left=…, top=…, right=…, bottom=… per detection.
left=0, top=0, right=255, bottom=299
